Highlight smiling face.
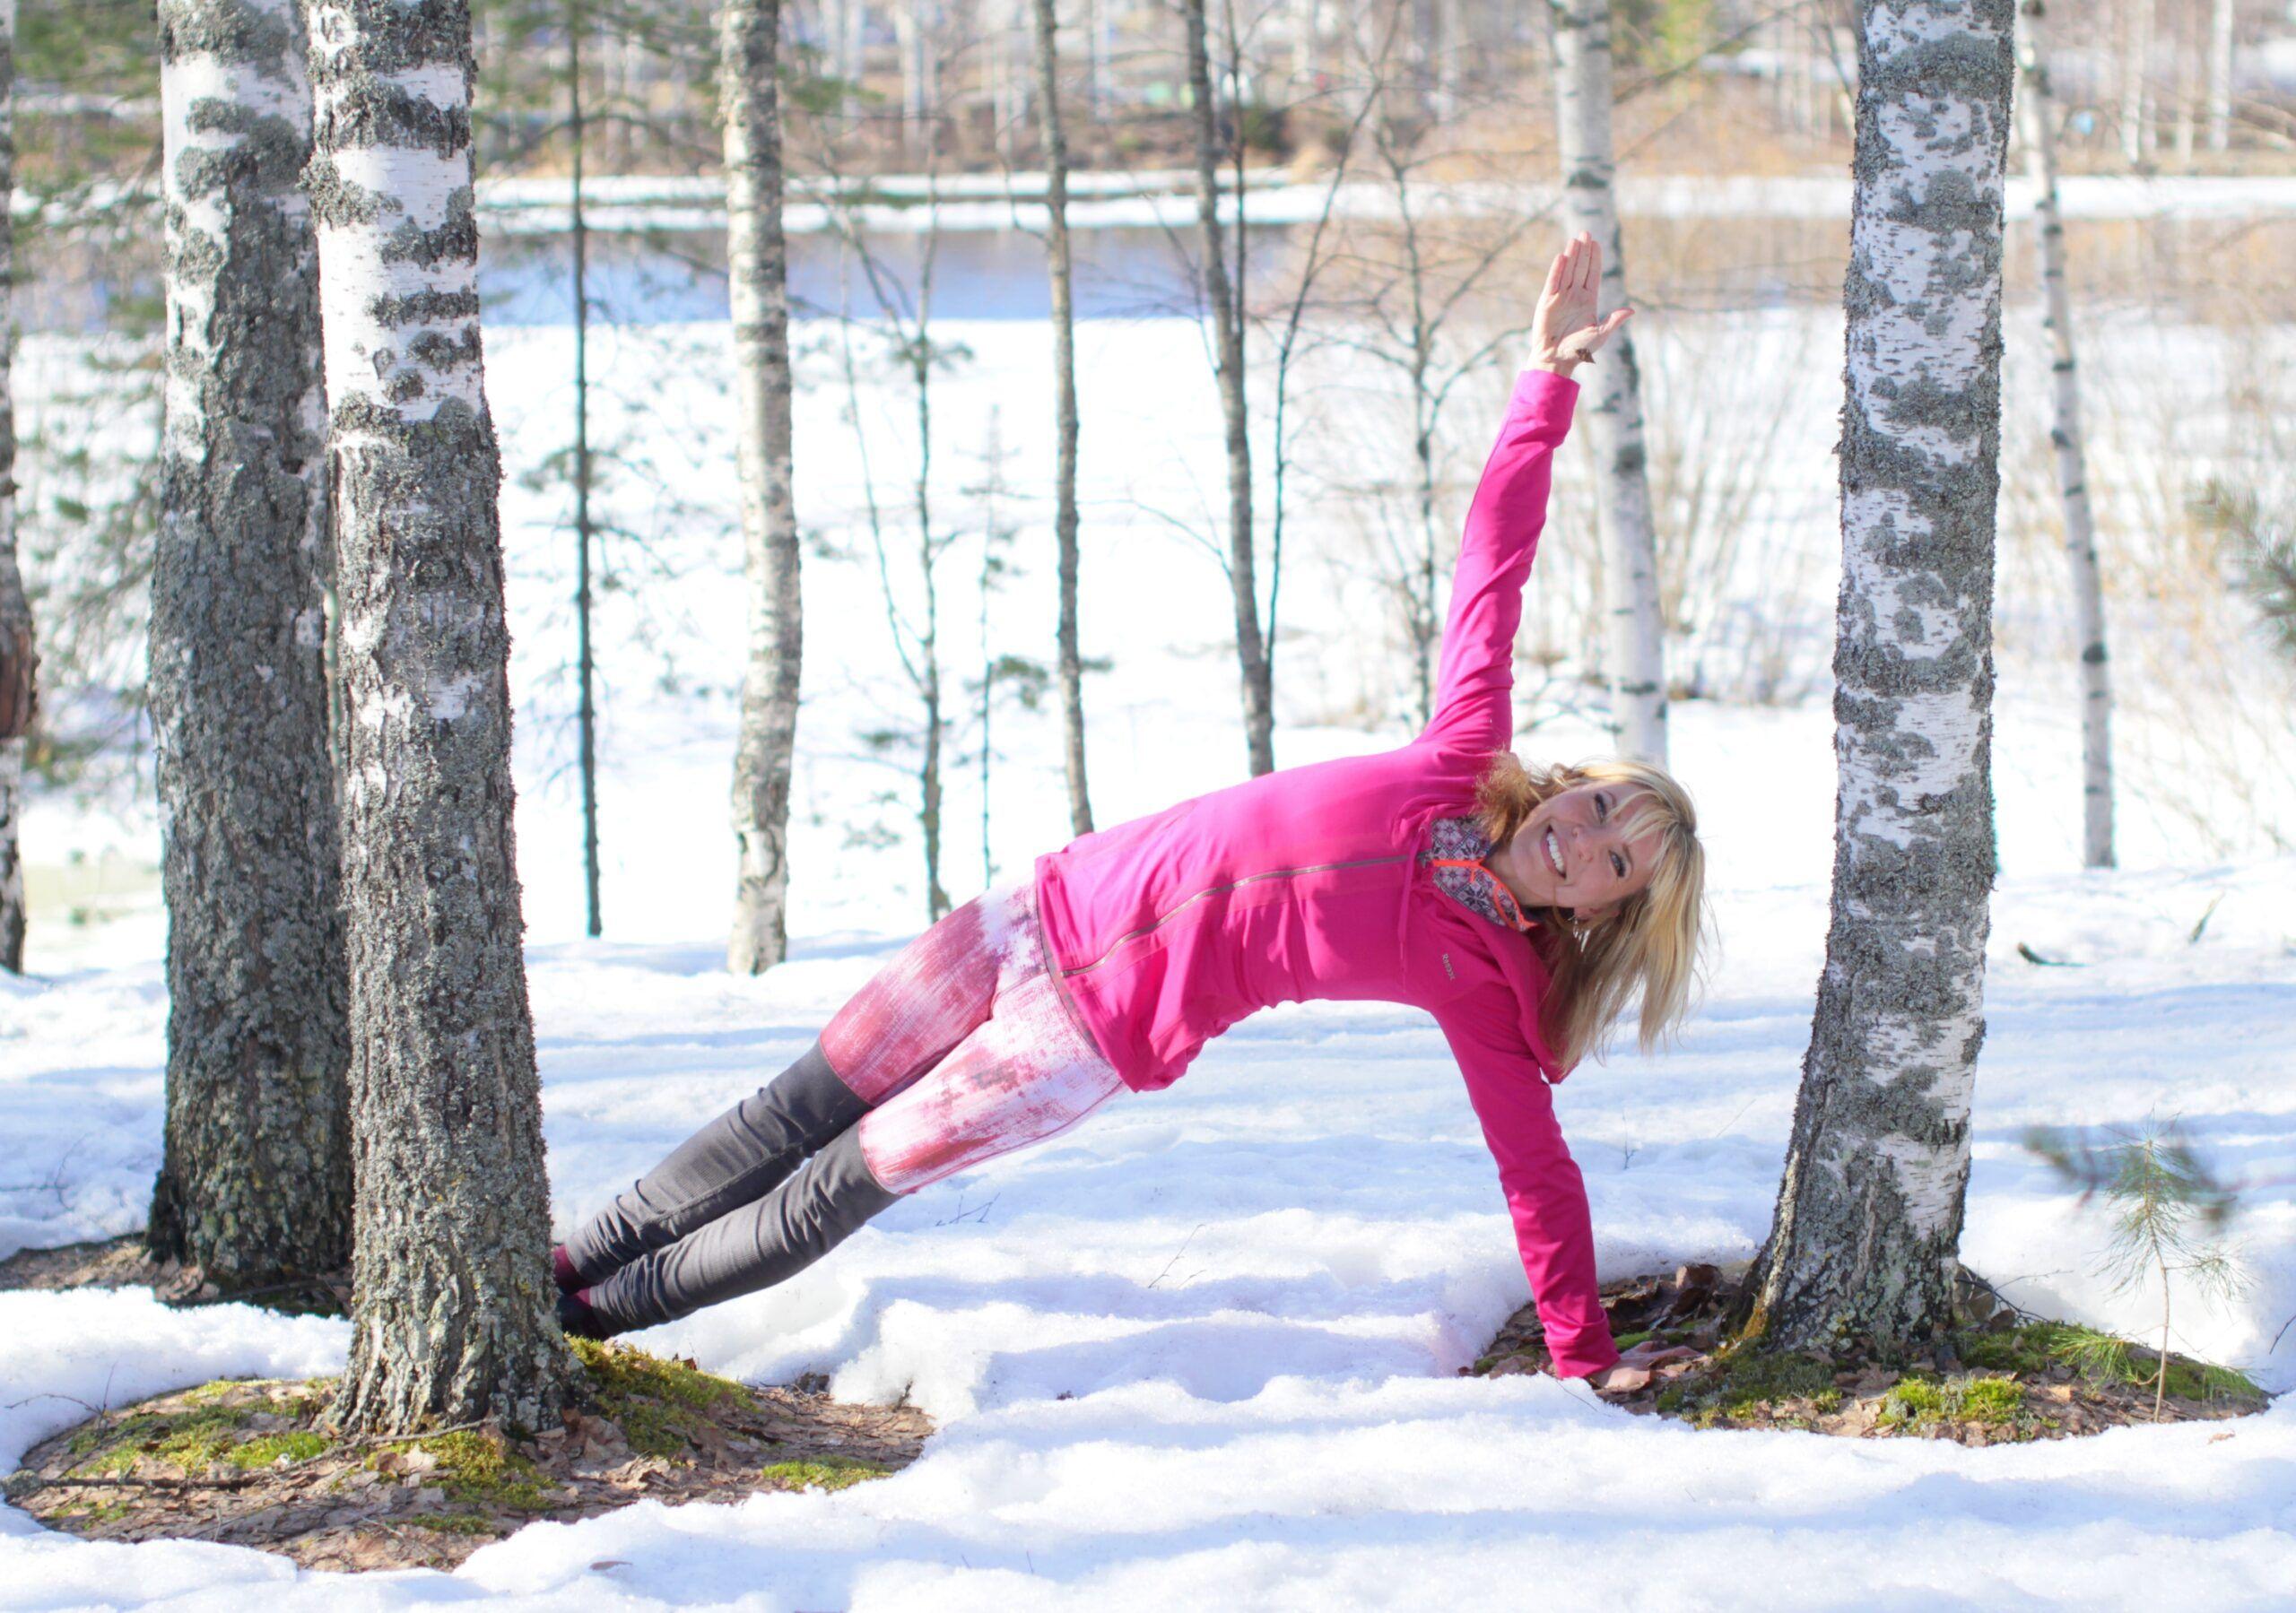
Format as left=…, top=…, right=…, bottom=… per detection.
left=1489, top=782, right=1664, bottom=924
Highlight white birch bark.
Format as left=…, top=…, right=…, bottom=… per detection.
left=2018, top=0, right=2115, bottom=870
left=1289, top=0, right=1317, bottom=82
left=2121, top=0, right=2155, bottom=164
left=0, top=0, right=25, bottom=976
left=147, top=0, right=351, bottom=1288
left=1031, top=0, right=1092, bottom=835
left=1085, top=0, right=1109, bottom=118
left=303, top=0, right=570, bottom=1433
left=1185, top=0, right=1274, bottom=777
left=1744, top=0, right=2013, bottom=1359
left=724, top=0, right=804, bottom=974
left=1549, top=0, right=1667, bottom=766
left=2206, top=0, right=2234, bottom=152
left=896, top=0, right=937, bottom=128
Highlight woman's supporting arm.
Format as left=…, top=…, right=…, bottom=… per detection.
left=1433, top=991, right=1618, bottom=1379
left=1416, top=369, right=1579, bottom=756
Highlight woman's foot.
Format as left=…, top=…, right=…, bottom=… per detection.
left=557, top=1288, right=615, bottom=1341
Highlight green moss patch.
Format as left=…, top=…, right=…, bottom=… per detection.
left=228, top=1432, right=330, bottom=1470
left=570, top=1338, right=765, bottom=1459
left=1471, top=1264, right=2273, bottom=1445
left=57, top=1383, right=326, bottom=1479
left=1875, top=1375, right=2032, bottom=1435
left=371, top=1430, right=561, bottom=1513
left=1650, top=1349, right=1843, bottom=1429
left=759, top=1458, right=890, bottom=1493
left=404, top=1511, right=494, bottom=1536
left=13, top=1345, right=933, bottom=1574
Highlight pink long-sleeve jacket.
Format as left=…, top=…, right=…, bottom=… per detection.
left=1031, top=368, right=1615, bottom=1377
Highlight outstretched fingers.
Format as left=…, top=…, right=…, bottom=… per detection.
left=1544, top=246, right=1569, bottom=297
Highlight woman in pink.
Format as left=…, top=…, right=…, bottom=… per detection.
left=557, top=234, right=1708, bottom=1392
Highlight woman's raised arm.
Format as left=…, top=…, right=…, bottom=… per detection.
left=1416, top=234, right=1632, bottom=755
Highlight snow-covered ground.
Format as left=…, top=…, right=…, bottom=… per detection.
left=3, top=315, right=2293, bottom=1607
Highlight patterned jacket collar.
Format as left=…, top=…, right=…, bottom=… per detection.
left=1420, top=815, right=1540, bottom=934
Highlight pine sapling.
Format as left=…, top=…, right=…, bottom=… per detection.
left=2024, top=1120, right=2248, bottom=1420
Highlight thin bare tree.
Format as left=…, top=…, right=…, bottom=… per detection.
left=1257, top=9, right=1397, bottom=710
left=1548, top=0, right=1667, bottom=764
left=2205, top=0, right=2234, bottom=152
left=1031, top=0, right=1092, bottom=835
left=2121, top=0, right=2157, bottom=165
left=0, top=0, right=25, bottom=976
left=831, top=177, right=963, bottom=922
left=1184, top=0, right=1274, bottom=776
left=725, top=0, right=804, bottom=974
left=570, top=0, right=603, bottom=936
left=2017, top=0, right=2116, bottom=869
left=1742, top=0, right=2014, bottom=1359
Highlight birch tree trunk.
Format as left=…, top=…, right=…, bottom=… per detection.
left=570, top=8, right=602, bottom=936
left=1548, top=0, right=1668, bottom=766
left=1743, top=0, right=2013, bottom=1360
left=2205, top=0, right=2234, bottom=152
left=2120, top=0, right=2154, bottom=164
left=2018, top=0, right=2114, bottom=870
left=724, top=0, right=803, bottom=975
left=146, top=0, right=350, bottom=1289
left=1031, top=0, right=1092, bottom=836
left=304, top=0, right=570, bottom=1433
left=907, top=218, right=952, bottom=924
left=1184, top=0, right=1274, bottom=777
left=1083, top=0, right=1109, bottom=118
left=0, top=0, right=26, bottom=976
left=896, top=1, right=937, bottom=133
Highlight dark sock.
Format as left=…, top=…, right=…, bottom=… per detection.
left=557, top=1287, right=613, bottom=1341
left=552, top=1244, right=582, bottom=1294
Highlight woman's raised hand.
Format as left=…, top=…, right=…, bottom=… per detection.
left=1531, top=230, right=1633, bottom=375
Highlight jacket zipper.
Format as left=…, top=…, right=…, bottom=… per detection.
left=1058, top=854, right=1408, bottom=978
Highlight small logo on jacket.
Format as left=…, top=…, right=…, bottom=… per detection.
left=1440, top=951, right=1456, bottom=980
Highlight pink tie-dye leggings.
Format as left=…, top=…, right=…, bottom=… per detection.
left=824, top=879, right=1127, bottom=1195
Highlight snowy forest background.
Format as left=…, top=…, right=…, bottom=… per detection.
left=3, top=0, right=2296, bottom=1603
left=15, top=0, right=2296, bottom=953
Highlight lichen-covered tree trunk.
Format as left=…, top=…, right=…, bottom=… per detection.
left=304, top=0, right=570, bottom=1433
left=1184, top=0, right=1273, bottom=777
left=0, top=0, right=28, bottom=976
left=1031, top=0, right=1091, bottom=837
left=2017, top=0, right=2114, bottom=870
left=1549, top=0, right=1667, bottom=766
left=1744, top=0, right=2013, bottom=1360
left=145, top=0, right=351, bottom=1291
left=724, top=0, right=803, bottom=975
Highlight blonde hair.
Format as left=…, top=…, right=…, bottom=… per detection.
left=1473, top=752, right=1709, bottom=1073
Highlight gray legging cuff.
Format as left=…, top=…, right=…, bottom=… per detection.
left=582, top=1126, right=899, bottom=1333
left=562, top=1039, right=867, bottom=1286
